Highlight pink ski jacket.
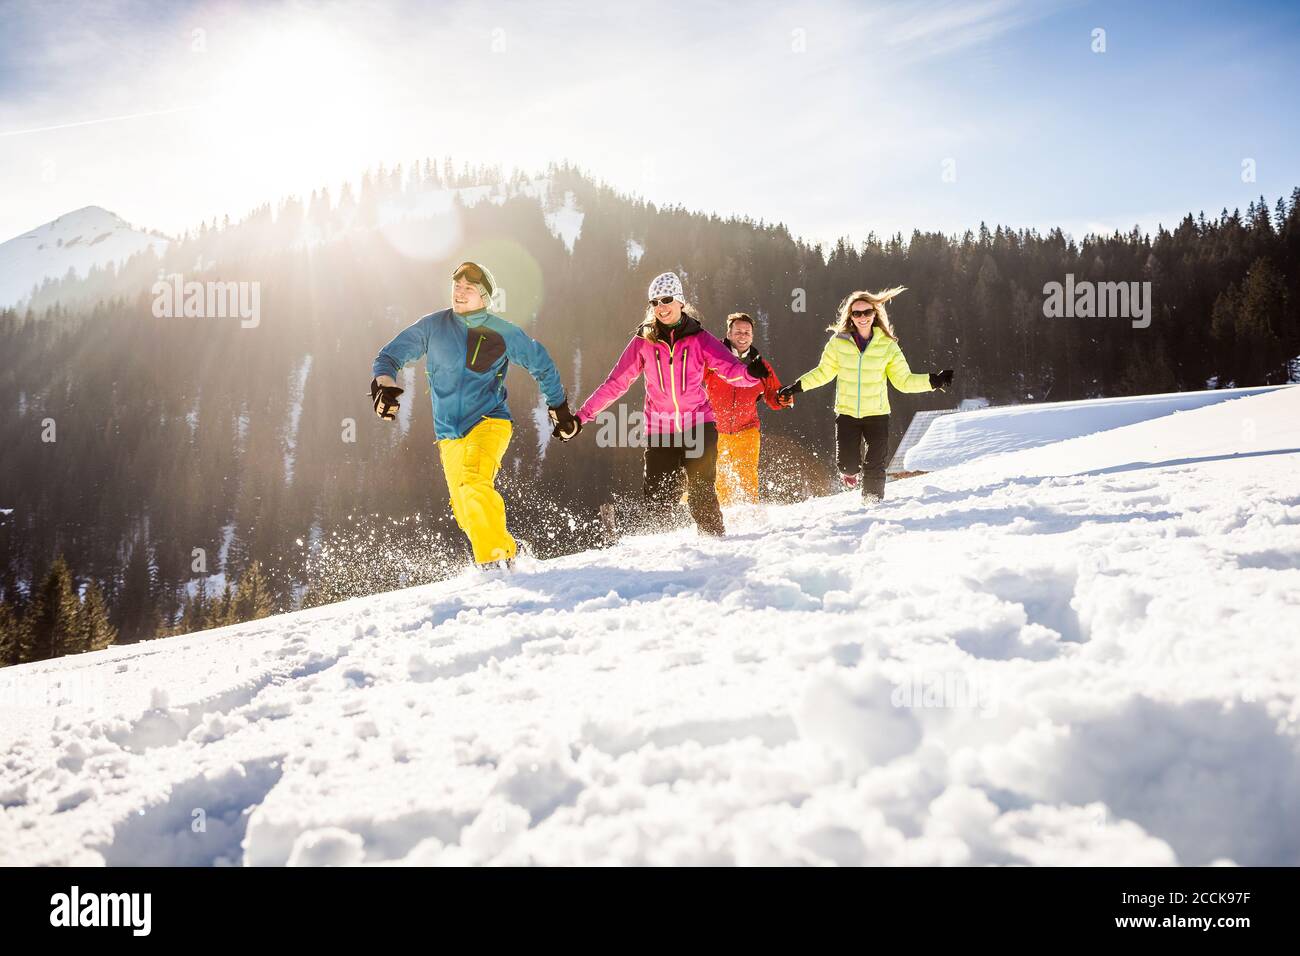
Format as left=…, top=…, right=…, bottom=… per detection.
left=577, top=315, right=760, bottom=433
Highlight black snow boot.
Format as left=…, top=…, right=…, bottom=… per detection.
left=862, top=477, right=886, bottom=503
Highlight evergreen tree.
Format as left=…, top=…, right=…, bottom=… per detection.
left=1210, top=283, right=1241, bottom=385
left=1237, top=257, right=1288, bottom=384
left=180, top=579, right=211, bottom=634
left=115, top=542, right=160, bottom=643
left=27, top=556, right=79, bottom=662
left=205, top=582, right=235, bottom=631
left=232, top=561, right=274, bottom=623
left=77, top=581, right=117, bottom=653
left=0, top=599, right=23, bottom=666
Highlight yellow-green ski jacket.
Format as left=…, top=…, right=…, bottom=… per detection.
left=797, top=330, right=933, bottom=417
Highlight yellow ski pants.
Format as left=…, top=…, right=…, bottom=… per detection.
left=438, top=417, right=516, bottom=564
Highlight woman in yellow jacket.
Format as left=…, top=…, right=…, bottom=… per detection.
left=777, top=287, right=953, bottom=501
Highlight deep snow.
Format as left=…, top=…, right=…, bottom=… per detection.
left=1, top=387, right=1298, bottom=866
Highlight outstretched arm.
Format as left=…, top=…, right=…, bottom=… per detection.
left=797, top=338, right=840, bottom=391
left=503, top=324, right=566, bottom=408
left=577, top=338, right=644, bottom=423
left=885, top=342, right=935, bottom=393
left=373, top=315, right=431, bottom=382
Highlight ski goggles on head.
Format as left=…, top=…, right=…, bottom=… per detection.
left=452, top=261, right=493, bottom=296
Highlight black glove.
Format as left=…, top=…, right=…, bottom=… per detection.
left=745, top=354, right=768, bottom=380
left=929, top=369, right=954, bottom=390
left=548, top=401, right=582, bottom=441
left=776, top=381, right=802, bottom=399
left=370, top=377, right=404, bottom=421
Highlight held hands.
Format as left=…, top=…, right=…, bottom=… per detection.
left=370, top=377, right=404, bottom=421
left=548, top=401, right=583, bottom=441
left=776, top=380, right=802, bottom=407
left=929, top=369, right=955, bottom=390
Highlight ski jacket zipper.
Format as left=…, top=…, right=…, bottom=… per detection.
left=660, top=339, right=683, bottom=432
left=857, top=345, right=864, bottom=416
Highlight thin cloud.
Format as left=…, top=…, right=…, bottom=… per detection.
left=881, top=0, right=1061, bottom=55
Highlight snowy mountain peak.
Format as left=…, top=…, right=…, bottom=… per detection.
left=11, top=205, right=138, bottom=246
left=0, top=205, right=170, bottom=309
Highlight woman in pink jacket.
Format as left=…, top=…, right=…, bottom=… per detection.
left=556, top=272, right=765, bottom=536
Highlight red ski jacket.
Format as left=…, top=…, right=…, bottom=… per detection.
left=704, top=346, right=784, bottom=434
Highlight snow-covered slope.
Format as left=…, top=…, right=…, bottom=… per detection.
left=336, top=177, right=585, bottom=259
left=905, top=385, right=1285, bottom=471
left=544, top=190, right=584, bottom=253
left=2, top=388, right=1299, bottom=866
left=0, top=206, right=169, bottom=309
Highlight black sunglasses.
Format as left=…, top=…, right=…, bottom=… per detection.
left=850, top=308, right=875, bottom=318
left=649, top=296, right=676, bottom=307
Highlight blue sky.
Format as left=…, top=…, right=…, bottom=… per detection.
left=1, top=0, right=1298, bottom=247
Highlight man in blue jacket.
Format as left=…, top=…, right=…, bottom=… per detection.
left=370, top=261, right=579, bottom=569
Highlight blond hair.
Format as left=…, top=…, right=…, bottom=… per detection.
left=826, top=286, right=907, bottom=340
left=639, top=301, right=704, bottom=342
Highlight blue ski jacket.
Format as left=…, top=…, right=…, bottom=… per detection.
left=372, top=308, right=566, bottom=441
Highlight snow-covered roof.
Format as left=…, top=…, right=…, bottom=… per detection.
left=887, top=407, right=959, bottom=473
left=904, top=385, right=1287, bottom=472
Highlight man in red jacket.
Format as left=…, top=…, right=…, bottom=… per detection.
left=703, top=312, right=787, bottom=506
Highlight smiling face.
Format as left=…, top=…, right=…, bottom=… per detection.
left=849, top=299, right=876, bottom=335
left=651, top=296, right=683, bottom=326
left=452, top=277, right=485, bottom=314
left=728, top=319, right=754, bottom=351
